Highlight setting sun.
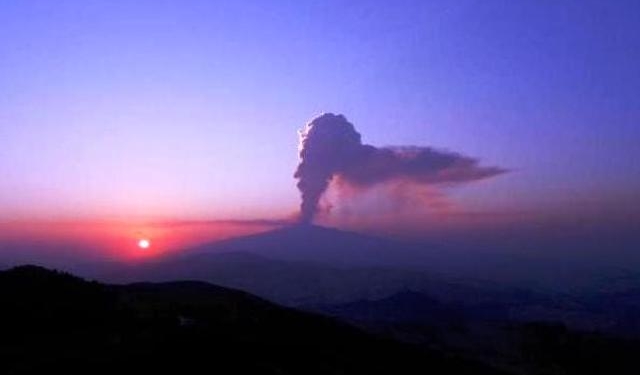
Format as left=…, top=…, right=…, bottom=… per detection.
left=138, top=239, right=151, bottom=249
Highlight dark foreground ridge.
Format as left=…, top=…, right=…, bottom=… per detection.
left=0, top=265, right=505, bottom=375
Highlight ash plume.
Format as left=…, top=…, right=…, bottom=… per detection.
left=294, top=113, right=507, bottom=223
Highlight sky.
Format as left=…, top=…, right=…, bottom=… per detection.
left=1, top=1, right=639, bottom=260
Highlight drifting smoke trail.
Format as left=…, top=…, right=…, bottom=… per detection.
left=294, top=113, right=507, bottom=223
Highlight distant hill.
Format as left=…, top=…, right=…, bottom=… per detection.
left=312, top=290, right=464, bottom=326
left=0, top=265, right=505, bottom=375
left=141, top=224, right=605, bottom=290
left=310, top=290, right=640, bottom=375
left=73, top=225, right=640, bottom=342
left=86, top=251, right=442, bottom=305
left=81, top=225, right=481, bottom=306
left=84, top=247, right=528, bottom=309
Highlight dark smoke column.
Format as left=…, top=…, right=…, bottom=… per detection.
left=294, top=114, right=361, bottom=223
left=293, top=113, right=506, bottom=224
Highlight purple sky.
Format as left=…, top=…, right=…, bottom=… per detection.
left=1, top=0, right=639, bottom=228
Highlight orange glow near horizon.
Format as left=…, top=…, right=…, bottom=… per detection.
left=0, top=219, right=280, bottom=263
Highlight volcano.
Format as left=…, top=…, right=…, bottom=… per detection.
left=81, top=225, right=446, bottom=306
left=186, top=224, right=428, bottom=268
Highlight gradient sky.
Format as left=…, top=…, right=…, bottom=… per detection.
left=1, top=0, right=639, bottom=230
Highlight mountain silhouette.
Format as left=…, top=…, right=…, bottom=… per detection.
left=306, top=289, right=640, bottom=375
left=78, top=225, right=455, bottom=306
left=313, top=290, right=464, bottom=325
left=81, top=226, right=549, bottom=308
left=187, top=224, right=424, bottom=267
left=0, top=265, right=506, bottom=375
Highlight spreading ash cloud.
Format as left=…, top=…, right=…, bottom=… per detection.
left=294, top=113, right=507, bottom=223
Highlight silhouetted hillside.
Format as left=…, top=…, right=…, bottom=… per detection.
left=310, top=290, right=640, bottom=375
left=86, top=251, right=451, bottom=305
left=313, top=290, right=465, bottom=326
left=0, top=266, right=506, bottom=375
left=81, top=226, right=505, bottom=307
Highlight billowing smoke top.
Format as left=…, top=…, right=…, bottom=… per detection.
left=294, top=113, right=507, bottom=223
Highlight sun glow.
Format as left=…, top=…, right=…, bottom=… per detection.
left=138, top=238, right=151, bottom=249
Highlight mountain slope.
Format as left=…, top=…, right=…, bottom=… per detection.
left=81, top=226, right=564, bottom=309
left=89, top=251, right=443, bottom=305
left=0, top=265, right=506, bottom=375
left=310, top=290, right=640, bottom=375
left=313, top=290, right=465, bottom=326
left=186, top=224, right=430, bottom=267
left=80, top=225, right=458, bottom=306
